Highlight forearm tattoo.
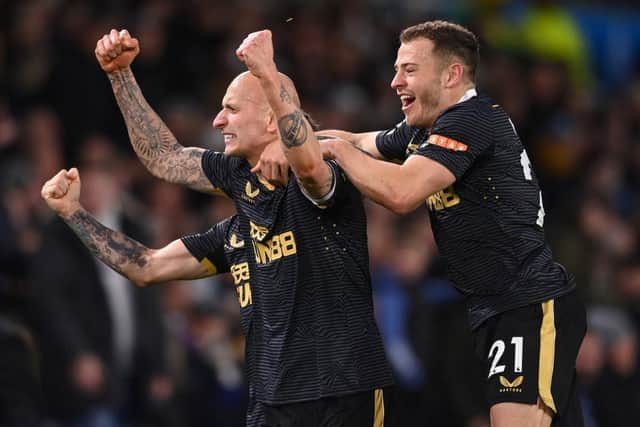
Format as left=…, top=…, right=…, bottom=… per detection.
left=108, top=69, right=213, bottom=192
left=64, top=209, right=149, bottom=278
left=278, top=110, right=308, bottom=148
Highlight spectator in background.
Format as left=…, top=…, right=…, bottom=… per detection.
left=578, top=306, right=640, bottom=427
left=30, top=136, right=174, bottom=427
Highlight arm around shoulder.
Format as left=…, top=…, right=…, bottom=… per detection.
left=327, top=140, right=456, bottom=214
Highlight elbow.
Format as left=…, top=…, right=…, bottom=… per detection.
left=387, top=193, right=419, bottom=215
left=131, top=267, right=155, bottom=288
left=132, top=279, right=149, bottom=288
left=292, top=160, right=324, bottom=184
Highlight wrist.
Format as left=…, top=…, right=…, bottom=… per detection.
left=106, top=66, right=132, bottom=80
left=59, top=203, right=83, bottom=220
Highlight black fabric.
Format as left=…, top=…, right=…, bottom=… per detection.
left=377, top=95, right=576, bottom=329
left=200, top=151, right=393, bottom=405
left=182, top=215, right=253, bottom=337
left=472, top=291, right=586, bottom=425
left=255, top=389, right=380, bottom=427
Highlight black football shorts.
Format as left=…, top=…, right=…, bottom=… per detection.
left=472, top=290, right=586, bottom=426
left=247, top=388, right=385, bottom=427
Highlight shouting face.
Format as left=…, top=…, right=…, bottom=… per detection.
left=212, top=72, right=273, bottom=161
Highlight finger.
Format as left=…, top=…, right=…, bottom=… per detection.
left=119, top=29, right=130, bottom=39
left=109, top=29, right=119, bottom=45
left=55, top=179, right=69, bottom=194
left=109, top=30, right=122, bottom=55
left=278, top=164, right=289, bottom=182
left=41, top=183, right=54, bottom=199
left=96, top=39, right=107, bottom=57
left=122, top=37, right=139, bottom=50
left=103, top=36, right=119, bottom=59
left=67, top=168, right=79, bottom=180
left=265, top=163, right=276, bottom=182
left=102, top=35, right=113, bottom=52
left=102, top=36, right=117, bottom=60
left=250, top=160, right=262, bottom=174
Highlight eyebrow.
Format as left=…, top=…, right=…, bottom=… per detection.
left=394, top=62, right=418, bottom=71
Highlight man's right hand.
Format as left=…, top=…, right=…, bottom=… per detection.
left=41, top=168, right=82, bottom=218
left=95, top=29, right=140, bottom=73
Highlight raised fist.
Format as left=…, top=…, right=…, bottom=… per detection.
left=235, top=30, right=277, bottom=80
left=41, top=168, right=82, bottom=218
left=95, top=29, right=140, bottom=73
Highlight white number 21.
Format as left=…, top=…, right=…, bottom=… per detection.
left=488, top=337, right=524, bottom=378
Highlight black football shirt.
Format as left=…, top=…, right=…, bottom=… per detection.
left=200, top=151, right=393, bottom=404
left=376, top=93, right=575, bottom=329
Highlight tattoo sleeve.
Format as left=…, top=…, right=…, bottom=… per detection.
left=278, top=110, right=309, bottom=148
left=63, top=209, right=150, bottom=282
left=108, top=68, right=215, bottom=193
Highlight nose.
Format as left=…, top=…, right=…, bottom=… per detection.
left=391, top=71, right=404, bottom=91
left=213, top=110, right=226, bottom=129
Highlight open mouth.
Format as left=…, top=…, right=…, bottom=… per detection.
left=400, top=95, right=416, bottom=110
left=223, top=133, right=236, bottom=143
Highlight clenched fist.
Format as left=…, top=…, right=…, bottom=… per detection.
left=235, top=30, right=278, bottom=80
left=95, top=29, right=140, bottom=73
left=41, top=168, right=82, bottom=218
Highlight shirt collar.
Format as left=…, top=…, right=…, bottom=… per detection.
left=458, top=87, right=477, bottom=104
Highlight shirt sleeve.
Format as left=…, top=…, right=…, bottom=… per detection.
left=375, top=121, right=427, bottom=162
left=299, top=160, right=353, bottom=209
left=412, top=103, right=493, bottom=179
left=181, top=218, right=231, bottom=274
left=200, top=150, right=238, bottom=196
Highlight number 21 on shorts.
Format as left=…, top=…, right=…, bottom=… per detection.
left=488, top=336, right=524, bottom=378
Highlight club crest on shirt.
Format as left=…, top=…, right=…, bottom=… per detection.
left=245, top=181, right=260, bottom=199
left=229, top=233, right=245, bottom=248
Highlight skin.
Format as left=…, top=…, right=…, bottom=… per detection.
left=95, top=28, right=329, bottom=198
left=235, top=30, right=333, bottom=199
left=255, top=33, right=556, bottom=426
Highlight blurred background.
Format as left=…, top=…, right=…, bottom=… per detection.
left=1, top=0, right=640, bottom=426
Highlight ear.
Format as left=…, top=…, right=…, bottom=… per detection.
left=444, top=62, right=465, bottom=88
left=266, top=110, right=278, bottom=135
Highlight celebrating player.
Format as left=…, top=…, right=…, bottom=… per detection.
left=94, top=29, right=392, bottom=426
left=308, top=20, right=585, bottom=427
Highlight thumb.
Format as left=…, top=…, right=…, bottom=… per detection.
left=66, top=167, right=80, bottom=181
left=122, top=37, right=139, bottom=50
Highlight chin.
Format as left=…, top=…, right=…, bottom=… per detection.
left=224, top=145, right=239, bottom=157
left=405, top=111, right=433, bottom=128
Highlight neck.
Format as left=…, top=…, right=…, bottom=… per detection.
left=448, top=83, right=475, bottom=105
left=432, top=82, right=475, bottom=122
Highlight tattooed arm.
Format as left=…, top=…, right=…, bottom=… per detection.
left=41, top=169, right=210, bottom=287
left=95, top=29, right=216, bottom=194
left=236, top=30, right=333, bottom=199
left=107, top=68, right=217, bottom=193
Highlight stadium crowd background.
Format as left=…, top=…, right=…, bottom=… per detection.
left=1, top=0, right=640, bottom=426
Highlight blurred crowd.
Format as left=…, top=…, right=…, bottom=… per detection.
left=1, top=0, right=640, bottom=426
